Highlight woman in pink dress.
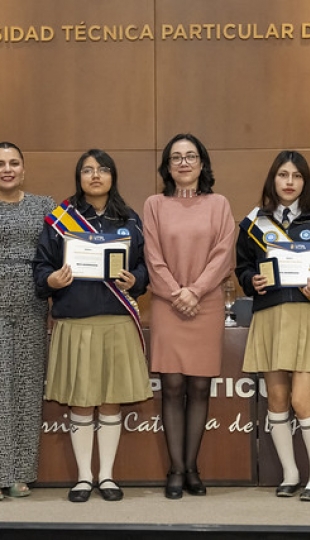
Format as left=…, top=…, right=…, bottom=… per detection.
left=143, top=133, right=235, bottom=499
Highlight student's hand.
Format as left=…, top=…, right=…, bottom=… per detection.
left=47, top=264, right=73, bottom=289
left=252, top=274, right=268, bottom=295
left=302, top=278, right=310, bottom=300
left=115, top=269, right=136, bottom=292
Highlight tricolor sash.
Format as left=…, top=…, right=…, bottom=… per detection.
left=240, top=207, right=292, bottom=252
left=104, top=281, right=146, bottom=354
left=45, top=199, right=97, bottom=235
left=45, top=200, right=146, bottom=353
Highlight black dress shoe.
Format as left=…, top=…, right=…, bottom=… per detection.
left=276, top=483, right=301, bottom=497
left=185, top=470, right=206, bottom=496
left=98, top=479, right=124, bottom=501
left=165, top=471, right=184, bottom=499
left=68, top=481, right=93, bottom=502
left=300, top=488, right=310, bottom=501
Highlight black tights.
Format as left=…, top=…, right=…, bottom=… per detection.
left=161, top=373, right=211, bottom=478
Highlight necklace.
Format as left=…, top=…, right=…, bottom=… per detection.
left=174, top=188, right=198, bottom=198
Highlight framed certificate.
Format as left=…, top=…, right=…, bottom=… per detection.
left=266, top=242, right=310, bottom=287
left=257, top=257, right=280, bottom=290
left=63, top=232, right=130, bottom=280
left=104, top=249, right=127, bottom=280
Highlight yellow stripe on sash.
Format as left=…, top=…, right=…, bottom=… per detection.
left=52, top=206, right=85, bottom=232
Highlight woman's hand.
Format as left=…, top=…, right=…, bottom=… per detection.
left=115, top=269, right=136, bottom=292
left=171, top=287, right=200, bottom=317
left=252, top=273, right=268, bottom=295
left=47, top=264, right=73, bottom=289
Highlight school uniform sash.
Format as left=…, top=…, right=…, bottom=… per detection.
left=45, top=199, right=97, bottom=235
left=45, top=200, right=146, bottom=354
left=240, top=206, right=292, bottom=251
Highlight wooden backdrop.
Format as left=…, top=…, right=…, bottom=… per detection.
left=2, top=0, right=310, bottom=303
left=1, top=0, right=310, bottom=485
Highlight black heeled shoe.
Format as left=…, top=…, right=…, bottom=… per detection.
left=68, top=481, right=93, bottom=503
left=165, top=471, right=184, bottom=499
left=185, top=469, right=206, bottom=496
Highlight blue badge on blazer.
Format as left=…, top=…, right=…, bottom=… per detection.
left=300, top=230, right=310, bottom=240
left=264, top=231, right=278, bottom=243
left=117, top=228, right=130, bottom=236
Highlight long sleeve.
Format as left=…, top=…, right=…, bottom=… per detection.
left=127, top=215, right=149, bottom=298
left=33, top=222, right=64, bottom=299
left=187, top=197, right=235, bottom=299
left=235, top=226, right=261, bottom=297
left=143, top=196, right=180, bottom=301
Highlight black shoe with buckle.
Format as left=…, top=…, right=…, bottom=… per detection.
left=276, top=483, right=301, bottom=497
left=98, top=479, right=124, bottom=501
left=68, top=481, right=93, bottom=503
left=300, top=488, right=310, bottom=501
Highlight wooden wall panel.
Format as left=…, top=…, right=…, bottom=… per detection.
left=211, top=150, right=310, bottom=221
left=155, top=0, right=310, bottom=151
left=23, top=150, right=156, bottom=217
left=0, top=0, right=155, bottom=150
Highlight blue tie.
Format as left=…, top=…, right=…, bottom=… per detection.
left=282, top=208, right=290, bottom=229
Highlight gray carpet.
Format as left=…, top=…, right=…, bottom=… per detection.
left=1, top=487, right=310, bottom=527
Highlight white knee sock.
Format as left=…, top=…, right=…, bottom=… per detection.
left=268, top=410, right=299, bottom=485
left=70, top=412, right=94, bottom=490
left=97, top=413, right=122, bottom=489
left=298, top=416, right=310, bottom=489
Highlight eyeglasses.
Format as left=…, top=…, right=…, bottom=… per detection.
left=81, top=166, right=111, bottom=177
left=169, top=153, right=200, bottom=166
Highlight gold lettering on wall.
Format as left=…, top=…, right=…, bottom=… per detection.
left=0, top=22, right=308, bottom=43
left=61, top=24, right=154, bottom=42
left=161, top=23, right=296, bottom=41
left=0, top=25, right=55, bottom=42
left=301, top=23, right=310, bottom=38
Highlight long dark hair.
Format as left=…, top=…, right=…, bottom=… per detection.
left=261, top=150, right=310, bottom=213
left=70, top=148, right=130, bottom=222
left=158, top=133, right=215, bottom=196
left=0, top=141, right=24, bottom=163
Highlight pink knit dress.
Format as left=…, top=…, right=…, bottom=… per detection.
left=143, top=193, right=235, bottom=377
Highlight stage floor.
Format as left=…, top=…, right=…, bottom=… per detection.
left=1, top=485, right=310, bottom=528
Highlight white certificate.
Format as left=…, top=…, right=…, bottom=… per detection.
left=267, top=242, right=310, bottom=286
left=64, top=232, right=129, bottom=280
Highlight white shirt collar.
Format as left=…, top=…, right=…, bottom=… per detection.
left=274, top=199, right=300, bottom=223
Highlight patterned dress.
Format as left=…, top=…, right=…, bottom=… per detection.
left=0, top=193, right=55, bottom=487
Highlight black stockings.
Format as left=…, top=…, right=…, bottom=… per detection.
left=161, top=373, right=211, bottom=478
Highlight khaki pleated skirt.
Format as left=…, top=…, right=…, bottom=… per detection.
left=45, top=315, right=153, bottom=406
left=243, top=303, right=310, bottom=373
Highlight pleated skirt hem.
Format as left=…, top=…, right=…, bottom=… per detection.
left=45, top=315, right=153, bottom=406
left=243, top=303, right=310, bottom=373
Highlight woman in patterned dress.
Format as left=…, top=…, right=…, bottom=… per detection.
left=0, top=142, right=55, bottom=500
left=143, top=133, right=235, bottom=499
